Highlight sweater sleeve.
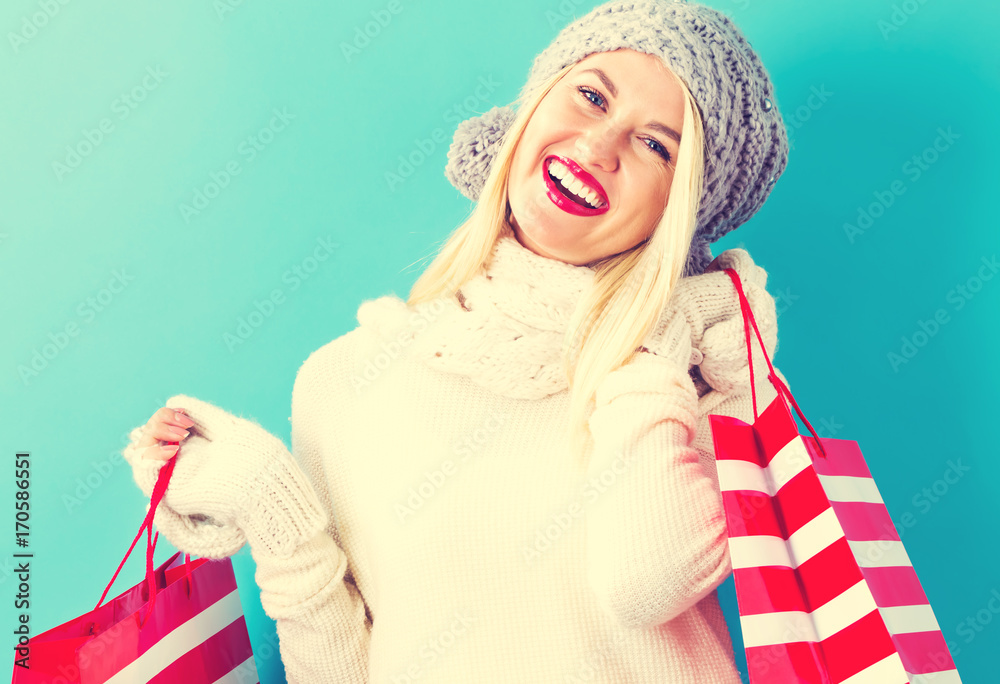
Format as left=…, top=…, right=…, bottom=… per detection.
left=584, top=353, right=727, bottom=629
left=584, top=350, right=785, bottom=630
left=250, top=345, right=372, bottom=683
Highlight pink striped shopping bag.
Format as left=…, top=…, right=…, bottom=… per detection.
left=11, top=447, right=258, bottom=683
left=708, top=268, right=962, bottom=684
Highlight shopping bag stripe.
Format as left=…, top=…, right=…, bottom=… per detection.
left=753, top=398, right=801, bottom=461
left=776, top=469, right=832, bottom=538
left=861, top=566, right=930, bottom=607
left=879, top=604, right=941, bottom=635
left=909, top=670, right=963, bottom=684
left=212, top=654, right=260, bottom=684
left=743, top=616, right=901, bottom=684
left=715, top=436, right=812, bottom=492
left=147, top=615, right=255, bottom=684
left=104, top=588, right=244, bottom=683
left=739, top=578, right=879, bottom=647
left=740, top=610, right=818, bottom=647
left=765, top=436, right=815, bottom=490
left=734, top=539, right=864, bottom=615
left=719, top=467, right=830, bottom=538
left=829, top=501, right=899, bottom=542
left=810, top=438, right=872, bottom=479
left=817, top=475, right=884, bottom=504
left=716, top=458, right=772, bottom=492
left=744, top=640, right=829, bottom=682
left=709, top=415, right=761, bottom=464
left=848, top=539, right=913, bottom=568
left=728, top=507, right=843, bottom=569
left=722, top=490, right=783, bottom=537
left=833, top=648, right=909, bottom=684
left=818, top=608, right=899, bottom=683
left=892, top=630, right=956, bottom=674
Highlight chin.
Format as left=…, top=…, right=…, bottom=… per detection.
left=522, top=227, right=594, bottom=266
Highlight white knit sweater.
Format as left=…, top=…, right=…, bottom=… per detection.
left=171, top=235, right=787, bottom=682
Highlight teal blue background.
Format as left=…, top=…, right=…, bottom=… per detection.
left=2, top=0, right=998, bottom=681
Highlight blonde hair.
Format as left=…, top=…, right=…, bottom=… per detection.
left=408, top=55, right=706, bottom=459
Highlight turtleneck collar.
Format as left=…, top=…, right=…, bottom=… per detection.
left=356, top=233, right=597, bottom=400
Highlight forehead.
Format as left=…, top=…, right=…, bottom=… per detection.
left=568, top=49, right=685, bottom=117
left=573, top=49, right=676, bottom=78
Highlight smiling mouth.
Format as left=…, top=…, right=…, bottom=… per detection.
left=542, top=156, right=609, bottom=217
left=546, top=160, right=606, bottom=209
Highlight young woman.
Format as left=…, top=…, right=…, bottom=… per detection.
left=123, top=1, right=791, bottom=681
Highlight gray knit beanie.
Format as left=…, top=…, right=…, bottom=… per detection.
left=444, top=0, right=788, bottom=277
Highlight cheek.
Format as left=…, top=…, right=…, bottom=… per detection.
left=644, top=169, right=672, bottom=207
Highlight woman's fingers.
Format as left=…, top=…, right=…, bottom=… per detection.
left=143, top=443, right=180, bottom=462
left=136, top=406, right=198, bottom=454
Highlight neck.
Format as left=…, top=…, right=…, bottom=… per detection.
left=358, top=233, right=598, bottom=400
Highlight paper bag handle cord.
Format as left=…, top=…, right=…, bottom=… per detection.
left=95, top=443, right=194, bottom=614
left=723, top=268, right=828, bottom=459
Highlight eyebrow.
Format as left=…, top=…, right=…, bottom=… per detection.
left=581, top=67, right=682, bottom=144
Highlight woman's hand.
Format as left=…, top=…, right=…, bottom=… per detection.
left=123, top=395, right=329, bottom=560
left=641, top=248, right=778, bottom=394
left=132, top=406, right=197, bottom=460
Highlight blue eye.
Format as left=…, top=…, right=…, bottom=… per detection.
left=578, top=86, right=606, bottom=109
left=643, top=138, right=671, bottom=161
left=576, top=86, right=673, bottom=165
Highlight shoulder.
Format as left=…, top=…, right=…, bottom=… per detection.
left=292, top=290, right=442, bottom=408
left=294, top=292, right=416, bottom=386
left=355, top=293, right=450, bottom=348
left=292, top=326, right=368, bottom=412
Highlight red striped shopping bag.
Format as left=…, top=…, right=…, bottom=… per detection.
left=11, top=447, right=258, bottom=683
left=708, top=268, right=962, bottom=684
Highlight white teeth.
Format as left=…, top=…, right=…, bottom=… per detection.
left=548, top=160, right=605, bottom=208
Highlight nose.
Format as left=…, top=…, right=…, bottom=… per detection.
left=575, top=121, right=621, bottom=173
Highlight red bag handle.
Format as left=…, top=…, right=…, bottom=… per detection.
left=95, top=441, right=195, bottom=627
left=723, top=268, right=828, bottom=459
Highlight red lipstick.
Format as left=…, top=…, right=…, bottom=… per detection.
left=542, top=155, right=609, bottom=217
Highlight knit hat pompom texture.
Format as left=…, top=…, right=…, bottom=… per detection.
left=443, top=0, right=788, bottom=276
